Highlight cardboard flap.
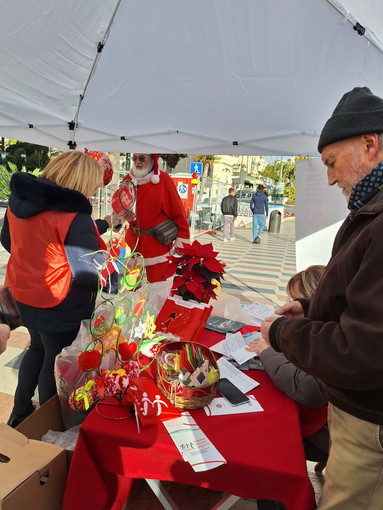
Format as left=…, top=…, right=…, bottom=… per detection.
left=0, top=425, right=64, bottom=500
left=0, top=423, right=28, bottom=447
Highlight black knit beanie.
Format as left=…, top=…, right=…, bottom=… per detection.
left=317, top=87, right=383, bottom=153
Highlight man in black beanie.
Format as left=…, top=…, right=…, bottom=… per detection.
left=258, top=87, right=383, bottom=509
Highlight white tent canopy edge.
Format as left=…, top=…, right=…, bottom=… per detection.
left=1, top=0, right=383, bottom=156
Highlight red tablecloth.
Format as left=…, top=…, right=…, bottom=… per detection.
left=63, top=328, right=322, bottom=510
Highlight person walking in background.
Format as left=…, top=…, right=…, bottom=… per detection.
left=220, top=187, right=238, bottom=242
left=250, top=184, right=268, bottom=244
left=1, top=151, right=107, bottom=427
left=260, top=87, right=383, bottom=509
left=119, top=153, right=190, bottom=283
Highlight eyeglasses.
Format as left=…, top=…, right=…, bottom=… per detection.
left=132, top=155, right=149, bottom=163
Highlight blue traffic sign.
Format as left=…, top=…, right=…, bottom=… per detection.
left=178, top=184, right=187, bottom=195
left=190, top=162, right=203, bottom=175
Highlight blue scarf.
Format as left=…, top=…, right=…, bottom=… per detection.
left=348, top=161, right=383, bottom=210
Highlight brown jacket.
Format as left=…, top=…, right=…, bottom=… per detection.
left=270, top=186, right=383, bottom=424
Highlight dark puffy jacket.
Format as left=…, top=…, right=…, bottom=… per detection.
left=1, top=172, right=107, bottom=333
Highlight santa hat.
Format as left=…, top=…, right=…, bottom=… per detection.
left=151, top=154, right=160, bottom=184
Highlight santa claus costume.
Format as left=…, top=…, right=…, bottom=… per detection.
left=123, top=154, right=190, bottom=283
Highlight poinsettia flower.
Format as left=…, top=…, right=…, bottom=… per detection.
left=172, top=276, right=186, bottom=289
left=164, top=259, right=180, bottom=277
left=167, top=240, right=225, bottom=303
left=203, top=257, right=226, bottom=273
left=178, top=240, right=218, bottom=259
left=186, top=280, right=199, bottom=294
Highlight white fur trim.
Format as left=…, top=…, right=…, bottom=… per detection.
left=174, top=237, right=190, bottom=248
left=128, top=170, right=155, bottom=186
left=151, top=173, right=160, bottom=184
left=143, top=253, right=171, bottom=266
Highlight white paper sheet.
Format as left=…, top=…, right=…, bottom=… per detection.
left=163, top=412, right=226, bottom=472
left=217, top=357, right=260, bottom=393
left=211, top=331, right=261, bottom=364
left=243, top=302, right=278, bottom=322
left=204, top=395, right=264, bottom=416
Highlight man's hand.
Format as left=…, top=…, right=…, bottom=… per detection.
left=245, top=336, right=270, bottom=355
left=0, top=324, right=11, bottom=355
left=260, top=316, right=279, bottom=344
left=274, top=300, right=304, bottom=318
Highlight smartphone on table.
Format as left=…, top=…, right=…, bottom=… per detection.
left=218, top=378, right=250, bottom=406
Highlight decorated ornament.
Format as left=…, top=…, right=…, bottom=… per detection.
left=112, top=180, right=136, bottom=214
left=118, top=341, right=138, bottom=361
left=78, top=350, right=102, bottom=372
left=144, top=312, right=156, bottom=338
left=84, top=148, right=114, bottom=185
left=96, top=369, right=130, bottom=398
left=69, top=380, right=98, bottom=411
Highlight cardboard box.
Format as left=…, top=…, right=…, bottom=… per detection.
left=16, top=395, right=74, bottom=469
left=0, top=423, right=66, bottom=510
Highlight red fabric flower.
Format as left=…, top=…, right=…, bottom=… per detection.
left=78, top=350, right=102, bottom=372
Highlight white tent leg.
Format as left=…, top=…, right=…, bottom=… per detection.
left=145, top=479, right=179, bottom=510
left=210, top=493, right=242, bottom=510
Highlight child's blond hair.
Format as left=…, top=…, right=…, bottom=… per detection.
left=287, top=265, right=326, bottom=300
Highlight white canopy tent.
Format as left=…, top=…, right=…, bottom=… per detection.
left=1, top=0, right=383, bottom=156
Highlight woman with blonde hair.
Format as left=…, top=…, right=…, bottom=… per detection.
left=1, top=151, right=108, bottom=427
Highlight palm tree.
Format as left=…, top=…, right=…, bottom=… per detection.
left=193, top=155, right=221, bottom=203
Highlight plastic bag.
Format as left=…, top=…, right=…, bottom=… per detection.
left=54, top=320, right=95, bottom=429
left=54, top=319, right=126, bottom=428
left=211, top=289, right=260, bottom=326
left=41, top=425, right=81, bottom=451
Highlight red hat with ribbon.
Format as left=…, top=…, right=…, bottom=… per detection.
left=84, top=148, right=114, bottom=186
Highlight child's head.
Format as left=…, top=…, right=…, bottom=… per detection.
left=286, top=265, right=326, bottom=300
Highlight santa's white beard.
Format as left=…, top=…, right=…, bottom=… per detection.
left=131, top=165, right=152, bottom=178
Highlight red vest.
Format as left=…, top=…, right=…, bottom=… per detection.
left=5, top=210, right=77, bottom=308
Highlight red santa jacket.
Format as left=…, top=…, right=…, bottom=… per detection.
left=124, top=170, right=190, bottom=267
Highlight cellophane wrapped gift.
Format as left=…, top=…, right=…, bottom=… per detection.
left=54, top=319, right=130, bottom=429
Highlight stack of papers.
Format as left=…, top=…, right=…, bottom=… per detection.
left=163, top=412, right=226, bottom=471
left=217, top=356, right=259, bottom=393
left=210, top=331, right=261, bottom=365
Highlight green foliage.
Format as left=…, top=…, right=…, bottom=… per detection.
left=158, top=154, right=187, bottom=172
left=0, top=161, right=18, bottom=199
left=260, top=159, right=296, bottom=186
left=261, top=164, right=279, bottom=181
left=4, top=141, right=49, bottom=172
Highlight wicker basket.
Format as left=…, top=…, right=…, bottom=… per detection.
left=157, top=341, right=219, bottom=409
